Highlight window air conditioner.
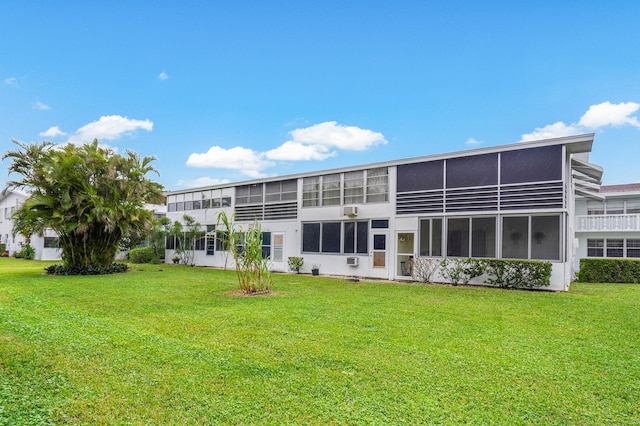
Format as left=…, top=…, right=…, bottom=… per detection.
left=346, top=256, right=359, bottom=266
left=343, top=206, right=358, bottom=217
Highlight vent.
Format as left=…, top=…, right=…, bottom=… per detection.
left=346, top=256, right=359, bottom=266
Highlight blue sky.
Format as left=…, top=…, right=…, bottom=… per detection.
left=2, top=1, right=640, bottom=190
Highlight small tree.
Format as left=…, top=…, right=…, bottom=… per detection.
left=217, top=211, right=271, bottom=294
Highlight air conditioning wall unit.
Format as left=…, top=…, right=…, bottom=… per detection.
left=343, top=206, right=359, bottom=217
left=346, top=256, right=359, bottom=266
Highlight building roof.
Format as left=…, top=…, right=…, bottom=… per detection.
left=600, top=183, right=640, bottom=194
left=165, top=133, right=598, bottom=196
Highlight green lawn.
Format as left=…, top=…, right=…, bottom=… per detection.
left=1, top=259, right=638, bottom=425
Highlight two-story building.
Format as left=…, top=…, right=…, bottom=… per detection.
left=164, top=133, right=602, bottom=290
left=575, top=183, right=640, bottom=268
left=0, top=188, right=62, bottom=260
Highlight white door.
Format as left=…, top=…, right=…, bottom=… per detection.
left=369, top=230, right=389, bottom=279
left=396, top=232, right=416, bottom=279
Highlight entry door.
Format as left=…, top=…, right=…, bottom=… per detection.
left=271, top=232, right=285, bottom=272
left=369, top=231, right=389, bottom=279
left=396, top=232, right=416, bottom=278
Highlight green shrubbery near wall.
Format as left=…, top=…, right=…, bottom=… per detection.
left=129, top=247, right=159, bottom=264
left=412, top=258, right=553, bottom=289
left=579, top=258, right=640, bottom=283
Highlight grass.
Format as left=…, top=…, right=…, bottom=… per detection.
left=0, top=258, right=639, bottom=425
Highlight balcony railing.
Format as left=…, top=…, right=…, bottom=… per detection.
left=575, top=214, right=640, bottom=232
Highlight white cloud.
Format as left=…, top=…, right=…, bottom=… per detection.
left=68, top=115, right=153, bottom=144
left=520, top=101, right=640, bottom=142
left=578, top=101, right=640, bottom=129
left=187, top=121, right=386, bottom=178
left=265, top=141, right=335, bottom=161
left=520, top=121, right=582, bottom=142
left=34, top=101, right=51, bottom=110
left=176, top=176, right=231, bottom=188
left=289, top=121, right=387, bottom=151
left=466, top=137, right=482, bottom=146
left=186, top=146, right=274, bottom=178
left=158, top=71, right=169, bottom=80
left=4, top=77, right=18, bottom=87
left=40, top=126, right=67, bottom=138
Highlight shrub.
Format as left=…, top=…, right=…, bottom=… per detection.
left=482, top=259, right=552, bottom=289
left=129, top=247, right=158, bottom=264
left=45, top=263, right=129, bottom=275
left=579, top=258, right=640, bottom=283
left=13, top=243, right=35, bottom=260
left=288, top=256, right=304, bottom=274
left=439, top=258, right=484, bottom=286
left=412, top=257, right=440, bottom=283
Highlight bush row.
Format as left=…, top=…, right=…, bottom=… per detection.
left=45, top=263, right=129, bottom=275
left=579, top=258, right=640, bottom=283
left=412, top=257, right=553, bottom=289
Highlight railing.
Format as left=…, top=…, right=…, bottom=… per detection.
left=575, top=214, right=640, bottom=232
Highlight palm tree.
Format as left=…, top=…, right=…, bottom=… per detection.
left=3, top=139, right=164, bottom=268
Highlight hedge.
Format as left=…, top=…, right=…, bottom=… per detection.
left=129, top=247, right=159, bottom=264
left=579, top=258, right=640, bottom=283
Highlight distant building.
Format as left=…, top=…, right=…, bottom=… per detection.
left=164, top=134, right=601, bottom=291
left=0, top=189, right=61, bottom=260
left=575, top=183, right=640, bottom=268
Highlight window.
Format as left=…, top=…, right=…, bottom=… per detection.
left=193, top=200, right=201, bottom=210
left=627, top=239, right=640, bottom=258
left=343, top=171, right=364, bottom=204
left=215, top=230, right=229, bottom=251
left=165, top=235, right=175, bottom=250
left=446, top=153, right=498, bottom=188
left=236, top=184, right=263, bottom=205
left=626, top=199, right=640, bottom=214
left=168, top=203, right=177, bottom=212
left=185, top=201, right=194, bottom=211
left=606, top=200, right=624, bottom=214
left=265, top=179, right=297, bottom=203
left=322, top=174, right=341, bottom=206
left=366, top=167, right=388, bottom=203
left=206, top=225, right=215, bottom=255
left=531, top=216, right=560, bottom=260
left=302, top=177, right=320, bottom=207
left=447, top=218, right=470, bottom=257
left=194, top=231, right=206, bottom=251
left=500, top=145, right=562, bottom=184
left=587, top=239, right=604, bottom=257
left=587, top=200, right=604, bottom=215
left=322, top=222, right=341, bottom=253
left=371, top=219, right=389, bottom=229
left=606, top=239, right=623, bottom=257
left=419, top=218, right=442, bottom=256
left=222, top=197, right=231, bottom=207
left=502, top=217, right=529, bottom=259
left=502, top=215, right=561, bottom=260
left=472, top=217, right=496, bottom=258
left=302, top=223, right=321, bottom=252
left=397, top=160, right=444, bottom=192
left=262, top=232, right=271, bottom=259
left=176, top=202, right=184, bottom=211
left=202, top=199, right=211, bottom=209
left=344, top=221, right=368, bottom=254
left=43, top=237, right=59, bottom=248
